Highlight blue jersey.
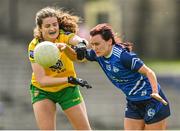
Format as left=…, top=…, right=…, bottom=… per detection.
left=86, top=44, right=160, bottom=101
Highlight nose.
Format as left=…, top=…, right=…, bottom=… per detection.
left=50, top=26, right=55, bottom=30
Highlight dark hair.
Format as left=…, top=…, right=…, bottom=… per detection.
left=90, top=23, right=133, bottom=52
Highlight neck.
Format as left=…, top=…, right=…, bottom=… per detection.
left=104, top=45, right=114, bottom=58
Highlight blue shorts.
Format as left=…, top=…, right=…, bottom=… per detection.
left=125, top=89, right=170, bottom=124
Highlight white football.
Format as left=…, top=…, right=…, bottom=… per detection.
left=34, top=41, right=60, bottom=68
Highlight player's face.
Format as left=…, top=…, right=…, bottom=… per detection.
left=40, top=17, right=59, bottom=42
left=90, top=34, right=112, bottom=57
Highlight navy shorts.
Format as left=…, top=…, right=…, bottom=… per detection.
left=125, top=90, right=170, bottom=124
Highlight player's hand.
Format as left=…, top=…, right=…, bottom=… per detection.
left=56, top=43, right=67, bottom=51
left=68, top=76, right=92, bottom=89
left=151, top=93, right=168, bottom=105
left=74, top=41, right=87, bottom=60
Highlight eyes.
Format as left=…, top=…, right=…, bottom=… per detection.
left=90, top=42, right=100, bottom=46
left=43, top=22, right=58, bottom=28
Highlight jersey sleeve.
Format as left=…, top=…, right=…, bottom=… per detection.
left=86, top=49, right=97, bottom=61
left=28, top=38, right=38, bottom=63
left=121, top=51, right=144, bottom=71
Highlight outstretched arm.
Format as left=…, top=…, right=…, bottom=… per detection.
left=56, top=35, right=88, bottom=61
left=56, top=43, right=77, bottom=61
left=138, top=65, right=168, bottom=105
left=31, top=62, right=92, bottom=89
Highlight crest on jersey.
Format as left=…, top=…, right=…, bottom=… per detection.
left=113, top=66, right=119, bottom=73
left=141, top=90, right=147, bottom=96
left=147, top=108, right=155, bottom=117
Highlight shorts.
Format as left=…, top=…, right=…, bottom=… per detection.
left=125, top=89, right=170, bottom=124
left=30, top=84, right=83, bottom=110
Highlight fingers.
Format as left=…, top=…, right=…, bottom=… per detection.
left=56, top=43, right=66, bottom=51
left=68, top=76, right=92, bottom=89
left=80, top=80, right=92, bottom=89
left=78, top=80, right=92, bottom=89
left=83, top=81, right=92, bottom=89
left=151, top=93, right=168, bottom=105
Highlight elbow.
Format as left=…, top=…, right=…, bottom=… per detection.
left=146, top=69, right=156, bottom=77
left=38, top=82, right=47, bottom=87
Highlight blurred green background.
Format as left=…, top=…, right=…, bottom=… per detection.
left=0, top=0, right=179, bottom=130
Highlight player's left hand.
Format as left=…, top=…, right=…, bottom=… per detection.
left=68, top=76, right=92, bottom=89
left=151, top=93, right=168, bottom=105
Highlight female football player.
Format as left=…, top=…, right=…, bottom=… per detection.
left=28, top=7, right=91, bottom=130
left=76, top=23, right=171, bottom=130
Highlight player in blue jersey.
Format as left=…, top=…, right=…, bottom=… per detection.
left=74, top=23, right=171, bottom=130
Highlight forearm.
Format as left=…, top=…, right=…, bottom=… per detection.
left=63, top=45, right=77, bottom=61
left=37, top=76, right=68, bottom=87
left=139, top=65, right=158, bottom=93
left=37, top=75, right=92, bottom=89
left=145, top=69, right=158, bottom=93
left=138, top=65, right=167, bottom=105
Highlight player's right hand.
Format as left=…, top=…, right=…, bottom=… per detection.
left=68, top=76, right=92, bottom=89
left=74, top=41, right=87, bottom=60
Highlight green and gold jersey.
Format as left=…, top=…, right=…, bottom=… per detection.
left=28, top=30, right=76, bottom=92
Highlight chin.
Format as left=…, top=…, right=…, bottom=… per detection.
left=49, top=34, right=58, bottom=39
left=96, top=53, right=103, bottom=57
left=49, top=36, right=57, bottom=41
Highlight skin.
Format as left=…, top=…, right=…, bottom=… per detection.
left=90, top=34, right=167, bottom=130
left=40, top=17, right=59, bottom=42
left=31, top=16, right=91, bottom=130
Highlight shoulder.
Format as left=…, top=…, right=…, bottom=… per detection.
left=28, top=38, right=39, bottom=46
left=58, top=30, right=75, bottom=42
left=112, top=44, right=125, bottom=58
left=28, top=38, right=39, bottom=62
left=28, top=38, right=39, bottom=51
left=120, top=50, right=139, bottom=62
left=114, top=44, right=136, bottom=57
left=59, top=29, right=74, bottom=36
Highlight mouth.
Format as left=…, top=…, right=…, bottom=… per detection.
left=49, top=31, right=57, bottom=35
left=95, top=51, right=101, bottom=56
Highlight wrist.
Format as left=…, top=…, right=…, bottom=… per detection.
left=67, top=77, right=69, bottom=83
left=68, top=76, right=75, bottom=84
left=152, top=89, right=158, bottom=94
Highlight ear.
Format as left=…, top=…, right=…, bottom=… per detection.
left=108, top=38, right=113, bottom=45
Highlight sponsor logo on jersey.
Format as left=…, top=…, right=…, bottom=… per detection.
left=106, top=64, right=111, bottom=71
left=50, top=59, right=66, bottom=73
